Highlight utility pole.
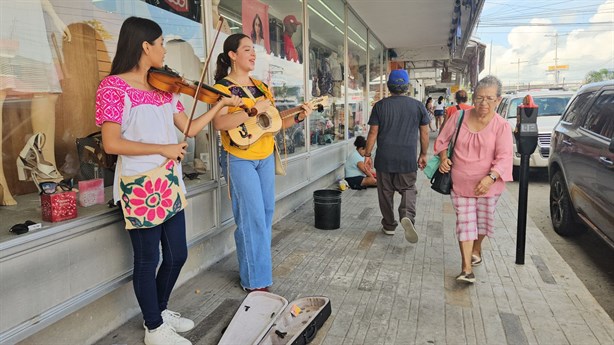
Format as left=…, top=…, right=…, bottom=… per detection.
left=488, top=40, right=493, bottom=75
left=545, top=33, right=568, bottom=86
left=511, top=58, right=529, bottom=90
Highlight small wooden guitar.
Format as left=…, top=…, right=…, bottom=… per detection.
left=228, top=96, right=328, bottom=147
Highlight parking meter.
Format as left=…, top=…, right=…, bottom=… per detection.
left=515, top=95, right=539, bottom=154
left=515, top=95, right=538, bottom=265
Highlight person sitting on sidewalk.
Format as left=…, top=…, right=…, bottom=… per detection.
left=364, top=69, right=430, bottom=243
left=344, top=135, right=376, bottom=190
left=434, top=75, right=513, bottom=283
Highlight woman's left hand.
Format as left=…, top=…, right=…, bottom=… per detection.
left=296, top=103, right=313, bottom=122
left=474, top=176, right=494, bottom=196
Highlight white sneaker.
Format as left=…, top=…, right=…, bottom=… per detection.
left=162, top=309, right=195, bottom=332
left=380, top=226, right=395, bottom=235
left=401, top=217, right=418, bottom=243
left=144, top=322, right=192, bottom=345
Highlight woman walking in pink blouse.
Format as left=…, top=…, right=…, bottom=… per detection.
left=434, top=75, right=513, bottom=283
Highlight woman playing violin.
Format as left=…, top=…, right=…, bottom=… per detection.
left=95, top=17, right=240, bottom=345
left=212, top=33, right=312, bottom=293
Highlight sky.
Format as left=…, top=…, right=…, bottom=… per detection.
left=474, top=0, right=614, bottom=88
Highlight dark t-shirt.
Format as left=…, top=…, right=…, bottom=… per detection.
left=368, top=95, right=430, bottom=173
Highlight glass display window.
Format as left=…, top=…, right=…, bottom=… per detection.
left=307, top=0, right=345, bottom=147
left=347, top=11, right=367, bottom=140
left=213, top=0, right=307, bottom=178
left=0, top=0, right=214, bottom=207
left=368, top=33, right=384, bottom=122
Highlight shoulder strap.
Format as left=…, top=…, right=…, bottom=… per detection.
left=448, top=110, right=465, bottom=159
left=224, top=76, right=256, bottom=101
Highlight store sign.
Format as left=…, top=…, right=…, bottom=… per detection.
left=143, top=0, right=200, bottom=22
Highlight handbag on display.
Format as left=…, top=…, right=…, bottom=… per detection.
left=431, top=111, right=465, bottom=195
left=117, top=158, right=187, bottom=229
left=76, top=131, right=117, bottom=186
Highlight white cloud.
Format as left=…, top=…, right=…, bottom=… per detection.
left=480, top=0, right=614, bottom=88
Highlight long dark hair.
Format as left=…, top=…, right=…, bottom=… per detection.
left=110, top=17, right=162, bottom=75
left=214, top=33, right=249, bottom=82
left=251, top=14, right=264, bottom=42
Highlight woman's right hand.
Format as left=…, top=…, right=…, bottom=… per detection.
left=438, top=157, right=452, bottom=173
left=161, top=142, right=188, bottom=161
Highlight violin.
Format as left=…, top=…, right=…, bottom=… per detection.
left=148, top=66, right=257, bottom=115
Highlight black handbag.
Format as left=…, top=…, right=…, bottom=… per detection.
left=75, top=131, right=117, bottom=186
left=431, top=111, right=465, bottom=195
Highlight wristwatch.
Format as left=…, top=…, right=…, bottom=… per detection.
left=488, top=173, right=497, bottom=181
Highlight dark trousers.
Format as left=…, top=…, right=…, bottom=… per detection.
left=128, top=211, right=188, bottom=330
left=376, top=171, right=417, bottom=230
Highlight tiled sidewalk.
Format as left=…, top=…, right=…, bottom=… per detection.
left=97, top=173, right=614, bottom=345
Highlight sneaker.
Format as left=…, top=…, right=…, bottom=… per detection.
left=456, top=271, right=476, bottom=283
left=380, top=227, right=395, bottom=235
left=401, top=217, right=418, bottom=243
left=242, top=286, right=270, bottom=293
left=471, top=254, right=483, bottom=266
left=144, top=322, right=192, bottom=345
left=160, top=309, right=194, bottom=333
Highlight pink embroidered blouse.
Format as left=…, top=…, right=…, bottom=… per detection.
left=95, top=75, right=186, bottom=202
left=434, top=110, right=513, bottom=197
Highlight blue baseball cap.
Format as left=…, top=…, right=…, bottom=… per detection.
left=388, top=69, right=409, bottom=86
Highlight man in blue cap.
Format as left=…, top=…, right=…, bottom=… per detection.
left=364, top=69, right=430, bottom=243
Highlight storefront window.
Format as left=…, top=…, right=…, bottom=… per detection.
left=368, top=33, right=384, bottom=118
left=347, top=12, right=367, bottom=139
left=306, top=0, right=345, bottom=146
left=213, top=0, right=306, bottom=171
left=0, top=0, right=213, bottom=207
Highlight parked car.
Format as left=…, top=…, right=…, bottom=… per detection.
left=496, top=89, right=574, bottom=179
left=548, top=80, right=614, bottom=248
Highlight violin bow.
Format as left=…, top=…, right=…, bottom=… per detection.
left=182, top=16, right=225, bottom=140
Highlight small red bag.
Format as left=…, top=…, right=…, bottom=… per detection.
left=78, top=178, right=105, bottom=207
left=41, top=191, right=78, bottom=222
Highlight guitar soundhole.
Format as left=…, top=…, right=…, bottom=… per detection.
left=257, top=113, right=270, bottom=128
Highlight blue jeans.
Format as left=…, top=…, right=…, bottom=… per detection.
left=221, top=150, right=275, bottom=289
left=128, top=211, right=188, bottom=330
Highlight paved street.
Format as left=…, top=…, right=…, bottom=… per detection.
left=97, top=169, right=614, bottom=345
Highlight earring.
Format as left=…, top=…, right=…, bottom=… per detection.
left=232, top=59, right=236, bottom=71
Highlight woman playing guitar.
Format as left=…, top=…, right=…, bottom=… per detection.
left=212, top=33, right=312, bottom=293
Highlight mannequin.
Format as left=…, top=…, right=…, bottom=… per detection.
left=330, top=51, right=342, bottom=98
left=212, top=0, right=232, bottom=35
left=0, top=0, right=71, bottom=205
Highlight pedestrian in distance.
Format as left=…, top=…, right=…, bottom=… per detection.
left=434, top=75, right=513, bottom=283
left=96, top=17, right=241, bottom=345
left=434, top=95, right=446, bottom=130
left=212, top=33, right=312, bottom=293
left=442, top=89, right=474, bottom=129
left=344, top=135, right=377, bottom=190
left=425, top=96, right=436, bottom=132
left=364, top=69, right=430, bottom=243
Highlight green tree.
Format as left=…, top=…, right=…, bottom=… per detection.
left=585, top=69, right=614, bottom=83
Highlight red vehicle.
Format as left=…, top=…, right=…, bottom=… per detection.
left=548, top=80, right=614, bottom=247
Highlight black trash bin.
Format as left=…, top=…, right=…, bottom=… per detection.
left=313, top=189, right=342, bottom=230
